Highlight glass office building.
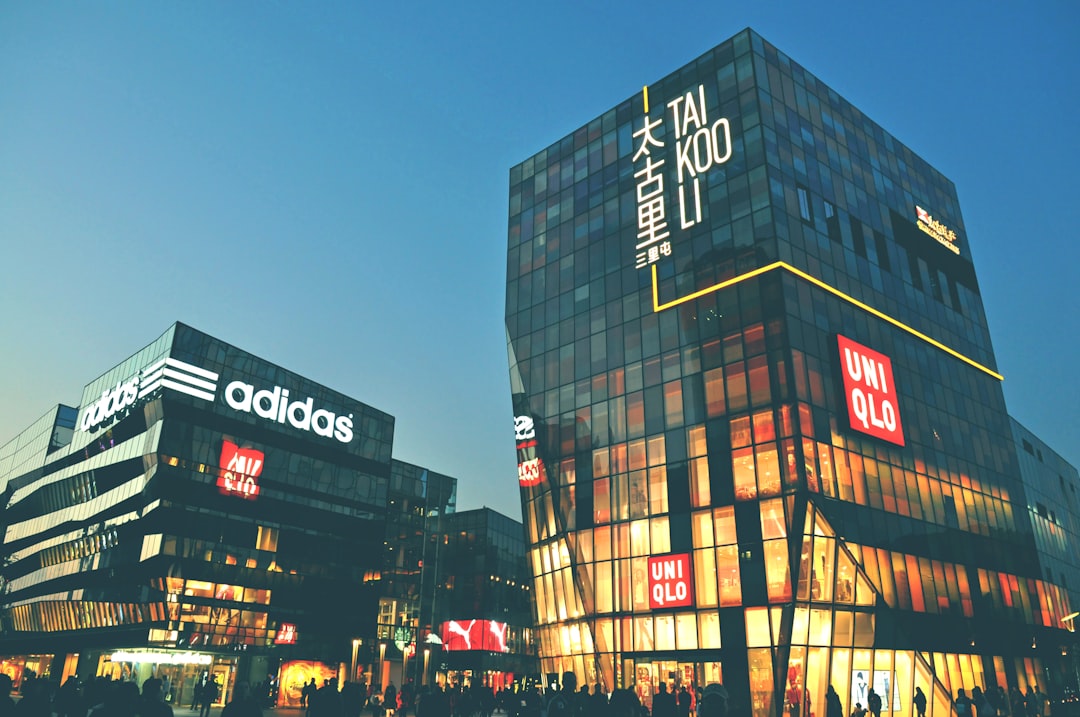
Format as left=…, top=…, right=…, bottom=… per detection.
left=505, top=29, right=1075, bottom=716
left=0, top=323, right=395, bottom=702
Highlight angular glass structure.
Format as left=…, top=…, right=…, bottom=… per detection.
left=505, top=28, right=1075, bottom=716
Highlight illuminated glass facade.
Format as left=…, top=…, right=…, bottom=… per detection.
left=505, top=29, right=1075, bottom=716
left=0, top=323, right=396, bottom=698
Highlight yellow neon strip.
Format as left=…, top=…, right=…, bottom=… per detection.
left=642, top=86, right=649, bottom=114
left=651, top=261, right=1003, bottom=381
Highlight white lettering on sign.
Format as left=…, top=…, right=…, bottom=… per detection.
left=631, top=83, right=733, bottom=270
left=668, top=86, right=732, bottom=231
left=518, top=457, right=542, bottom=486
left=80, top=357, right=220, bottom=433
left=225, top=380, right=354, bottom=443
left=647, top=553, right=694, bottom=609
left=843, top=349, right=896, bottom=432
left=218, top=440, right=264, bottom=500
left=514, top=415, right=536, bottom=441
left=80, top=376, right=141, bottom=431
left=837, top=335, right=905, bottom=446
left=632, top=113, right=671, bottom=268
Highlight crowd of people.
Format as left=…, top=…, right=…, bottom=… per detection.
left=845, top=684, right=1053, bottom=717
left=273, top=672, right=726, bottom=717
left=0, top=671, right=1062, bottom=717
left=474, top=672, right=728, bottom=717
left=952, top=685, right=1051, bottom=717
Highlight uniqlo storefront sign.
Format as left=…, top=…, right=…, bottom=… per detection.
left=217, top=440, right=264, bottom=500
left=837, top=335, right=904, bottom=447
left=648, top=553, right=694, bottom=609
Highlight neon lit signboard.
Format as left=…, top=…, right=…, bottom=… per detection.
left=837, top=335, right=904, bottom=446
left=78, top=354, right=356, bottom=444
left=80, top=357, right=218, bottom=433
left=648, top=553, right=694, bottom=609
left=515, top=415, right=544, bottom=487
left=915, top=205, right=959, bottom=255
left=274, top=623, right=297, bottom=645
left=632, top=84, right=732, bottom=270
left=439, top=619, right=510, bottom=653
left=224, top=381, right=354, bottom=443
left=217, top=440, right=264, bottom=499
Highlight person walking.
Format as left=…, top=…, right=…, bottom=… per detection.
left=826, top=685, right=844, bottom=717
left=383, top=683, right=397, bottom=717
left=868, top=688, right=883, bottom=717
left=697, top=684, right=728, bottom=717
left=221, top=683, right=263, bottom=717
left=972, top=688, right=994, bottom=717
left=140, top=678, right=174, bottom=717
left=545, top=673, right=577, bottom=717
left=914, top=687, right=928, bottom=717
left=955, top=689, right=974, bottom=717
left=0, top=675, right=13, bottom=717
left=200, top=678, right=220, bottom=717
left=677, top=686, right=692, bottom=717
left=653, top=683, right=677, bottom=717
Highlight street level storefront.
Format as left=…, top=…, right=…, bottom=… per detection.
left=505, top=28, right=1075, bottom=717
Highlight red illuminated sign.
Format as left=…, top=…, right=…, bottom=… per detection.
left=648, top=553, right=694, bottom=609
left=837, top=335, right=905, bottom=447
left=517, top=457, right=543, bottom=486
left=515, top=415, right=545, bottom=487
left=218, top=440, right=264, bottom=499
left=274, top=623, right=297, bottom=645
left=439, top=620, right=510, bottom=653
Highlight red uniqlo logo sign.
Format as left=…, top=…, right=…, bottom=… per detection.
left=648, top=553, right=694, bottom=609
left=218, top=440, right=264, bottom=500
left=837, top=335, right=905, bottom=446
left=274, top=623, right=297, bottom=644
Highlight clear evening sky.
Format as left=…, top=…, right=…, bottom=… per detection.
left=1, top=2, right=1077, bottom=520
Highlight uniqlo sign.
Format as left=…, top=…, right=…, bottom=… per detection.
left=217, top=440, right=264, bottom=500
left=837, top=335, right=904, bottom=447
left=648, top=553, right=694, bottom=609
left=274, top=623, right=297, bottom=645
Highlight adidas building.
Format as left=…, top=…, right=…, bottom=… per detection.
left=0, top=323, right=395, bottom=702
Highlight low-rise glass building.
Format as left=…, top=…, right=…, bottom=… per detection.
left=422, top=507, right=538, bottom=692
left=504, top=28, right=1075, bottom=717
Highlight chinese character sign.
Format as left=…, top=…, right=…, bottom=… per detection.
left=648, top=553, right=694, bottom=609
left=632, top=84, right=733, bottom=270
left=915, top=205, right=960, bottom=255
left=837, top=335, right=905, bottom=446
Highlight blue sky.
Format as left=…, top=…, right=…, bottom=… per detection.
left=1, top=2, right=1077, bottom=519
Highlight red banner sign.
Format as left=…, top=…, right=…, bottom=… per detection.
left=837, top=335, right=904, bottom=446
left=218, top=440, right=264, bottom=499
left=440, top=619, right=510, bottom=652
left=274, top=623, right=297, bottom=645
left=648, top=553, right=694, bottom=609
left=515, top=415, right=545, bottom=487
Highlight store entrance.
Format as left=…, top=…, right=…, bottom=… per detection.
left=628, top=659, right=721, bottom=713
